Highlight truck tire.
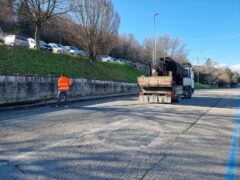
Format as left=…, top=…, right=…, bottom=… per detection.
left=188, top=89, right=192, bottom=98
left=176, top=95, right=181, bottom=102
left=191, top=88, right=194, bottom=94
left=185, top=89, right=192, bottom=99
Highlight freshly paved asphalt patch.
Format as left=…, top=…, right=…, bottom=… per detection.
left=0, top=89, right=239, bottom=179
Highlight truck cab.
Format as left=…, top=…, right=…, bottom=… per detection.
left=183, top=64, right=194, bottom=98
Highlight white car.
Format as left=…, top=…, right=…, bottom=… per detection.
left=120, top=59, right=132, bottom=64
left=99, top=55, right=116, bottom=62
left=115, top=59, right=124, bottom=63
left=28, top=38, right=52, bottom=51
left=63, top=46, right=86, bottom=56
left=4, top=35, right=29, bottom=47
left=28, top=38, right=36, bottom=49
left=48, top=43, right=64, bottom=53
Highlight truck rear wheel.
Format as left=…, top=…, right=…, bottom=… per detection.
left=185, top=89, right=192, bottom=99
left=188, top=89, right=192, bottom=98
left=174, top=95, right=181, bottom=102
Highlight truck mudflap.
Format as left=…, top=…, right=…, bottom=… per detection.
left=139, top=93, right=172, bottom=104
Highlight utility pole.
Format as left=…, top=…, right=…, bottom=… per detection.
left=153, top=12, right=158, bottom=67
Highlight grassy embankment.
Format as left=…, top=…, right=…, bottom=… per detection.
left=194, top=82, right=212, bottom=89
left=0, top=45, right=141, bottom=83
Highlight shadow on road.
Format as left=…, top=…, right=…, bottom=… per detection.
left=0, top=132, right=233, bottom=179
left=177, top=95, right=239, bottom=109
left=0, top=95, right=238, bottom=123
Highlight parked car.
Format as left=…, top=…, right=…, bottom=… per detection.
left=112, top=58, right=119, bottom=62
left=115, top=59, right=124, bottom=63
left=28, top=38, right=35, bottom=49
left=98, top=55, right=116, bottom=62
left=28, top=38, right=52, bottom=52
left=40, top=41, right=52, bottom=52
left=63, top=46, right=86, bottom=56
left=48, top=43, right=64, bottom=53
left=120, top=59, right=132, bottom=64
left=0, top=27, right=4, bottom=43
left=4, top=35, right=29, bottom=47
left=80, top=50, right=89, bottom=57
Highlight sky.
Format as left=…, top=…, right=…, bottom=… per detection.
left=112, top=0, right=240, bottom=66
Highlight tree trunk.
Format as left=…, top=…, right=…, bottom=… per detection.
left=34, top=24, right=41, bottom=51
left=89, top=52, right=96, bottom=63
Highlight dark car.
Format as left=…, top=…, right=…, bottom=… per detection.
left=0, top=27, right=4, bottom=43
left=40, top=41, right=52, bottom=52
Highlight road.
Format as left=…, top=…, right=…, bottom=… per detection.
left=0, top=89, right=239, bottom=180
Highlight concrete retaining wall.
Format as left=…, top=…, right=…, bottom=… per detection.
left=0, top=75, right=139, bottom=105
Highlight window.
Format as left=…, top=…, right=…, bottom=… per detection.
left=183, top=69, right=189, bottom=77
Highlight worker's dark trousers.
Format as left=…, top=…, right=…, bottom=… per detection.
left=57, top=91, right=68, bottom=104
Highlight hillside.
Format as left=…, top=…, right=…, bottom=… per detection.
left=0, top=45, right=141, bottom=83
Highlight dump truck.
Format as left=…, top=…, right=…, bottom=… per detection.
left=138, top=57, right=194, bottom=103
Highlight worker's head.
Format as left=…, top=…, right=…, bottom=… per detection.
left=61, top=74, right=64, bottom=77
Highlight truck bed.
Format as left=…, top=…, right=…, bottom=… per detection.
left=138, top=76, right=173, bottom=88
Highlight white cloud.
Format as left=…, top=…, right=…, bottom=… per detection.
left=230, top=64, right=240, bottom=72
left=214, top=64, right=240, bottom=72
left=215, top=64, right=228, bottom=69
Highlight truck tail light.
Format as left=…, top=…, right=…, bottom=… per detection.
left=165, top=92, right=172, bottom=97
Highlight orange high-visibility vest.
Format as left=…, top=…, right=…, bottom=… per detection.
left=58, top=76, right=72, bottom=91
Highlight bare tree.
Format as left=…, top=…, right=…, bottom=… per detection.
left=218, top=71, right=231, bottom=85
left=0, top=0, right=15, bottom=32
left=142, top=35, right=189, bottom=65
left=41, top=14, right=77, bottom=45
left=110, top=34, right=148, bottom=64
left=71, top=0, right=120, bottom=61
left=158, top=35, right=189, bottom=64
left=0, top=0, right=14, bottom=23
left=232, top=72, right=239, bottom=84
left=19, top=0, right=68, bottom=50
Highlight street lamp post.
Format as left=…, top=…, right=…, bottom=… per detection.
left=153, top=12, right=159, bottom=67
left=58, top=22, right=62, bottom=45
left=197, top=57, right=200, bottom=83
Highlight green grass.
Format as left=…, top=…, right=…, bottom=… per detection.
left=194, top=82, right=212, bottom=89
left=0, top=45, right=141, bottom=82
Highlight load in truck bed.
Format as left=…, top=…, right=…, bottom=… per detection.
left=138, top=75, right=172, bottom=87
left=137, top=75, right=183, bottom=103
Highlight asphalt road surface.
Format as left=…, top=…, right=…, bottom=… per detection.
left=0, top=89, right=239, bottom=180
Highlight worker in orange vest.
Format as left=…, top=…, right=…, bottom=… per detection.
left=57, top=74, right=73, bottom=105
